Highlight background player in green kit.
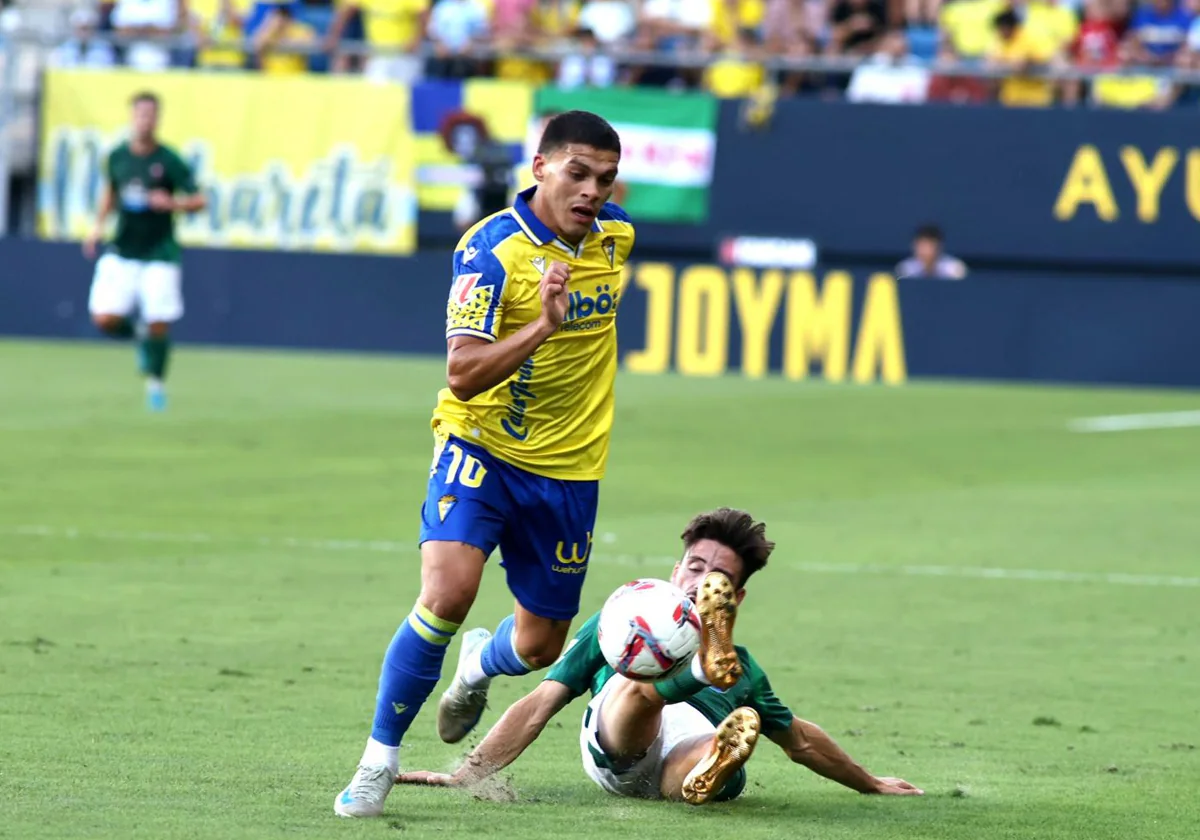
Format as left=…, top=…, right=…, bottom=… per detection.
left=84, top=92, right=206, bottom=412
left=396, top=508, right=924, bottom=805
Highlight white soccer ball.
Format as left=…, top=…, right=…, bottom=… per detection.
left=597, top=578, right=701, bottom=682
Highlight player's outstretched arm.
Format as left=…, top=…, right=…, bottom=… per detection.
left=768, top=717, right=924, bottom=796
left=446, top=262, right=569, bottom=401
left=396, top=680, right=574, bottom=787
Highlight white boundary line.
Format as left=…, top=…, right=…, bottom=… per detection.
left=6, top=525, right=1199, bottom=589
left=1068, top=410, right=1200, bottom=434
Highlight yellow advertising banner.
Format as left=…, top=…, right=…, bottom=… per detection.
left=38, top=69, right=417, bottom=254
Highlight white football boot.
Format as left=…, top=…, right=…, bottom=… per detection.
left=436, top=628, right=493, bottom=744
left=334, top=764, right=394, bottom=818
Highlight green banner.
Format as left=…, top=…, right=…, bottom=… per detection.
left=535, top=87, right=718, bottom=223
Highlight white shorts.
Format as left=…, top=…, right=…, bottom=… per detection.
left=88, top=254, right=184, bottom=323
left=579, top=678, right=716, bottom=799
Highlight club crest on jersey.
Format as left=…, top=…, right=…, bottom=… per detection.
left=530, top=255, right=547, bottom=276
left=437, top=495, right=457, bottom=522
left=601, top=236, right=616, bottom=269
left=450, top=273, right=482, bottom=305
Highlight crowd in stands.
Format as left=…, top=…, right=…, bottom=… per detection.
left=45, top=0, right=1200, bottom=107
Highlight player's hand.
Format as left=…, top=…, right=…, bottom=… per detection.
left=870, top=776, right=924, bottom=795
left=395, top=770, right=458, bottom=787
left=538, top=261, right=570, bottom=330
left=147, top=190, right=175, bottom=212
left=82, top=232, right=100, bottom=260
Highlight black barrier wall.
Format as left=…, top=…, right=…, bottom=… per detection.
left=626, top=101, right=1200, bottom=270
left=4, top=239, right=1199, bottom=388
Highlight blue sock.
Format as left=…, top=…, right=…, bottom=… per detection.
left=369, top=603, right=460, bottom=747
left=478, top=614, right=533, bottom=679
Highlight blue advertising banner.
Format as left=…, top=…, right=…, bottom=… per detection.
left=2, top=240, right=1198, bottom=388
left=641, top=100, right=1200, bottom=270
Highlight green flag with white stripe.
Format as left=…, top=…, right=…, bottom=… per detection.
left=533, top=86, right=719, bottom=224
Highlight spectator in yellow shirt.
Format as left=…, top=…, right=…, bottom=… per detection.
left=190, top=0, right=253, bottom=69
left=713, top=0, right=765, bottom=46
left=705, top=27, right=767, bottom=98
left=1014, top=0, right=1079, bottom=54
left=254, top=4, right=318, bottom=74
left=939, top=0, right=1006, bottom=60
left=326, top=0, right=430, bottom=83
left=986, top=8, right=1058, bottom=106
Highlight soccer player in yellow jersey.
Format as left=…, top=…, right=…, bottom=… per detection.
left=336, top=111, right=635, bottom=818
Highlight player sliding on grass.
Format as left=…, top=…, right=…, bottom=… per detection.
left=396, top=508, right=924, bottom=804
left=335, top=111, right=636, bottom=817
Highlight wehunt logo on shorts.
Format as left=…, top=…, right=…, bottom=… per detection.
left=552, top=532, right=593, bottom=574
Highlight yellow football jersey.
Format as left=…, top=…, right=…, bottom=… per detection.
left=433, top=187, right=635, bottom=481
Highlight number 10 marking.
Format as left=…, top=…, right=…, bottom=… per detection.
left=446, top=443, right=487, bottom=488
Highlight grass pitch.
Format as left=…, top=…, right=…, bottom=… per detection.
left=2, top=339, right=1199, bottom=840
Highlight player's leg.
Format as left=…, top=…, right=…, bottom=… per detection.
left=336, top=437, right=506, bottom=818
left=337, top=540, right=487, bottom=818
left=659, top=707, right=760, bottom=804
left=594, top=676, right=668, bottom=761
left=594, top=568, right=746, bottom=764
left=136, top=261, right=184, bottom=411
left=438, top=474, right=597, bottom=742
left=438, top=601, right=571, bottom=743
left=577, top=679, right=668, bottom=799
left=579, top=682, right=750, bottom=802
left=88, top=254, right=138, bottom=339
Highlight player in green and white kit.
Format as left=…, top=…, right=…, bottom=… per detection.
left=397, top=508, right=924, bottom=804
left=84, top=92, right=206, bottom=412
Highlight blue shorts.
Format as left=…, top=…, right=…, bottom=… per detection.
left=419, top=435, right=599, bottom=622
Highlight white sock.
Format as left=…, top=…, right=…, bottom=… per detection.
left=459, top=642, right=491, bottom=689
left=145, top=378, right=163, bottom=394
left=360, top=737, right=400, bottom=774
left=690, top=653, right=711, bottom=686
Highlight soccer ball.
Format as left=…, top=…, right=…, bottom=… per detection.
left=597, top=578, right=702, bottom=682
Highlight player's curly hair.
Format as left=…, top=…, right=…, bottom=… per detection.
left=681, top=508, right=775, bottom=588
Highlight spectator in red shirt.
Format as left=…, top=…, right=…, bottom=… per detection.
left=1063, top=0, right=1122, bottom=104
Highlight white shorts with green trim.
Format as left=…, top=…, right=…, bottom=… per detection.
left=578, top=677, right=715, bottom=799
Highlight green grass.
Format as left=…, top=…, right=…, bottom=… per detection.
left=2, top=338, right=1199, bottom=840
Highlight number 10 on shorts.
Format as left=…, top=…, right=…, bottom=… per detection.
left=445, top=443, right=487, bottom=488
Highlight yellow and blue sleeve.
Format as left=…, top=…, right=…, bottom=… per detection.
left=445, top=235, right=509, bottom=343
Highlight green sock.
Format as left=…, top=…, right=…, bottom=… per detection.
left=102, top=319, right=135, bottom=339
left=140, top=336, right=171, bottom=380
left=653, top=661, right=708, bottom=703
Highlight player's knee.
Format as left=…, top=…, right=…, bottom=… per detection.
left=514, top=640, right=563, bottom=670
left=93, top=314, right=123, bottom=332
left=418, top=541, right=486, bottom=623
left=417, top=588, right=475, bottom=626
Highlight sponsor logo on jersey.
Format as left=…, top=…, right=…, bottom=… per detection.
left=563, top=284, right=619, bottom=331
left=530, top=255, right=547, bottom=275
left=501, top=357, right=536, bottom=442
left=461, top=245, right=479, bottom=263
left=450, top=273, right=483, bottom=305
